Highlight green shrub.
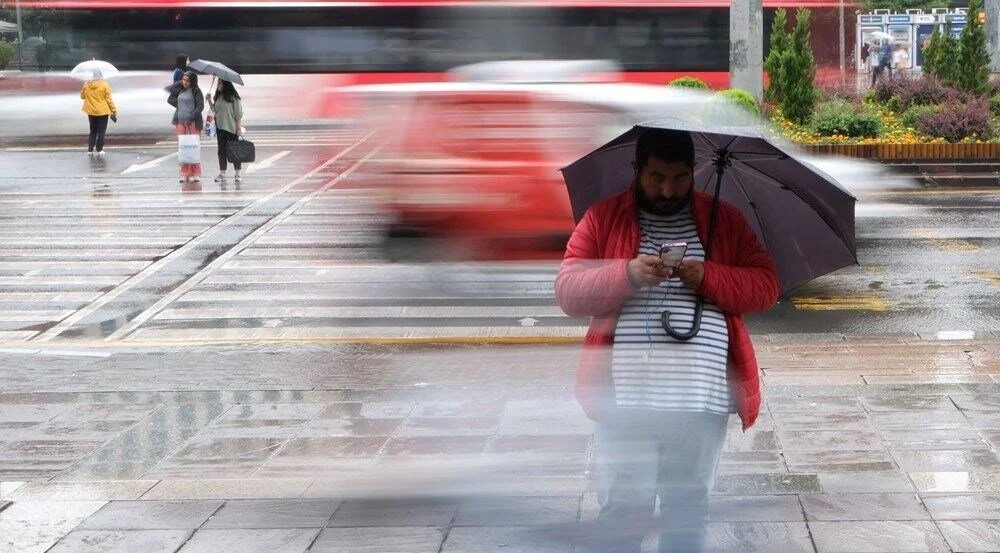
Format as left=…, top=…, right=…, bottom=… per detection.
left=717, top=88, right=760, bottom=115
left=811, top=100, right=882, bottom=138
left=669, top=76, right=710, bottom=90
left=900, top=104, right=941, bottom=129
left=990, top=95, right=1000, bottom=116
left=0, top=40, right=14, bottom=70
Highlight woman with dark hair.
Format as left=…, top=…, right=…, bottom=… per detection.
left=206, top=79, right=244, bottom=183
left=166, top=70, right=205, bottom=183
left=171, top=54, right=189, bottom=84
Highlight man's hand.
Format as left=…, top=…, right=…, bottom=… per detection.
left=627, top=255, right=671, bottom=288
left=675, top=259, right=705, bottom=290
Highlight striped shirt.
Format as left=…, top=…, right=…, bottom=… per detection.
left=611, top=206, right=733, bottom=415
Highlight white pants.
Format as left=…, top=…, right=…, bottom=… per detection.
left=588, top=410, right=728, bottom=553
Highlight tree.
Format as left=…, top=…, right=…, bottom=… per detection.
left=780, top=9, right=818, bottom=124
left=922, top=27, right=944, bottom=80
left=862, top=0, right=947, bottom=11
left=764, top=9, right=790, bottom=103
left=957, top=0, right=991, bottom=95
left=939, top=31, right=961, bottom=86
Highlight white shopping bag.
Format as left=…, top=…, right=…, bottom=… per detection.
left=178, top=134, right=201, bottom=164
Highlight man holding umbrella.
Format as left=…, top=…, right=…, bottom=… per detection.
left=555, top=128, right=780, bottom=553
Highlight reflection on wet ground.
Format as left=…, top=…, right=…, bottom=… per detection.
left=2, top=339, right=1000, bottom=552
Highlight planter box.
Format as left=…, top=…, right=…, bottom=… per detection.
left=802, top=143, right=1000, bottom=160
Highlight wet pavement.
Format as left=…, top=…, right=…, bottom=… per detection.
left=2, top=130, right=1000, bottom=551
left=1, top=338, right=1000, bottom=552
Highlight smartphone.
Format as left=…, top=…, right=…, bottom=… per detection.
left=659, top=241, right=688, bottom=270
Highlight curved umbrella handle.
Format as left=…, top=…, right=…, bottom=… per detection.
left=660, top=299, right=704, bottom=341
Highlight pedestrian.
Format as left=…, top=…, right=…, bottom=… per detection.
left=166, top=71, right=205, bottom=183
left=893, top=43, right=910, bottom=73
left=880, top=40, right=894, bottom=78
left=172, top=54, right=189, bottom=84
left=555, top=129, right=779, bottom=553
left=869, top=42, right=883, bottom=87
left=206, top=79, right=244, bottom=184
left=80, top=69, right=117, bottom=157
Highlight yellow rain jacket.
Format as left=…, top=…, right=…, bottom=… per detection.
left=80, top=80, right=117, bottom=117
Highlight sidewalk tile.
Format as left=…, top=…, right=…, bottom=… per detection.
left=725, top=431, right=779, bottom=452
left=0, top=481, right=25, bottom=498
left=937, top=520, right=1000, bottom=552
left=718, top=452, right=786, bottom=474
left=170, top=437, right=287, bottom=460
left=204, top=499, right=340, bottom=528
left=46, top=530, right=191, bottom=553
left=713, top=474, right=821, bottom=495
left=910, top=472, right=1000, bottom=493
left=143, top=458, right=263, bottom=479
left=783, top=450, right=896, bottom=473
left=195, top=420, right=307, bottom=439
left=396, top=417, right=499, bottom=437
left=0, top=500, right=106, bottom=553
left=453, top=496, right=578, bottom=526
left=141, top=478, right=313, bottom=500
left=922, top=493, right=1000, bottom=519
left=766, top=396, right=862, bottom=413
left=296, top=418, right=401, bottom=438
left=274, top=436, right=387, bottom=458
left=770, top=412, right=873, bottom=431
left=707, top=522, right=813, bottom=553
left=176, top=528, right=319, bottom=553
left=709, top=496, right=804, bottom=522
left=79, top=500, right=222, bottom=529
left=6, top=480, right=158, bottom=501
left=950, top=394, right=1000, bottom=411
left=890, top=450, right=1000, bottom=472
left=384, top=436, right=488, bottom=456
left=881, top=427, right=989, bottom=450
left=52, top=404, right=159, bottom=422
left=410, top=400, right=506, bottom=418
left=442, top=526, right=571, bottom=553
left=862, top=396, right=960, bottom=412
left=800, top=493, right=930, bottom=520
left=330, top=498, right=458, bottom=526
left=809, top=521, right=949, bottom=552
left=496, top=415, right=593, bottom=436
left=311, top=526, right=446, bottom=553
left=220, top=403, right=327, bottom=420
left=317, top=402, right=414, bottom=419
left=816, top=472, right=915, bottom=493
left=777, top=431, right=883, bottom=452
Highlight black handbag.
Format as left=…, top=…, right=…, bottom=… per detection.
left=226, top=138, right=256, bottom=163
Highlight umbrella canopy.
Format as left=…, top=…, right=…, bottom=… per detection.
left=20, top=36, right=45, bottom=48
left=0, top=20, right=18, bottom=33
left=188, top=59, right=244, bottom=85
left=869, top=30, right=892, bottom=43
left=70, top=59, right=119, bottom=80
left=560, top=119, right=858, bottom=296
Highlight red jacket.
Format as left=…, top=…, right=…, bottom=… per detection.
left=555, top=188, right=780, bottom=431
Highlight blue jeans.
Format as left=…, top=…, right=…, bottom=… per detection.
left=588, top=410, right=728, bottom=553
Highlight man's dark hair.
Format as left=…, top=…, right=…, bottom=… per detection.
left=175, top=54, right=189, bottom=70
left=635, top=128, right=695, bottom=171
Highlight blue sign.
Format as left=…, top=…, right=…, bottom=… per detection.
left=888, top=15, right=910, bottom=23
left=950, top=23, right=967, bottom=38
left=861, top=15, right=885, bottom=23
left=946, top=14, right=967, bottom=23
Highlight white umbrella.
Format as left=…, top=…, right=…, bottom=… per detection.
left=70, top=60, right=119, bottom=81
left=869, top=31, right=892, bottom=43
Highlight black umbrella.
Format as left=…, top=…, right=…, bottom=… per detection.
left=560, top=119, right=857, bottom=337
left=188, top=59, right=244, bottom=85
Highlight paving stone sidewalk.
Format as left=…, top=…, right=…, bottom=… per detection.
left=2, top=335, right=1000, bottom=552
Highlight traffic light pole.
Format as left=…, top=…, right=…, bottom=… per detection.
left=730, top=0, right=764, bottom=101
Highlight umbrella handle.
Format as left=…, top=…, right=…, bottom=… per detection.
left=659, top=152, right=726, bottom=342
left=661, top=301, right=704, bottom=341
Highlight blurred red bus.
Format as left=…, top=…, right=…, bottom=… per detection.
left=13, top=0, right=854, bottom=90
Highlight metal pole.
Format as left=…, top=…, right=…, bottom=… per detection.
left=988, top=0, right=1000, bottom=72
left=15, top=0, right=23, bottom=69
left=839, top=0, right=846, bottom=83
left=730, top=0, right=764, bottom=101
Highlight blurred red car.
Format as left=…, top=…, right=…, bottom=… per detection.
left=348, top=61, right=751, bottom=261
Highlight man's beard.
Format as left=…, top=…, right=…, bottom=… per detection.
left=636, top=186, right=692, bottom=216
